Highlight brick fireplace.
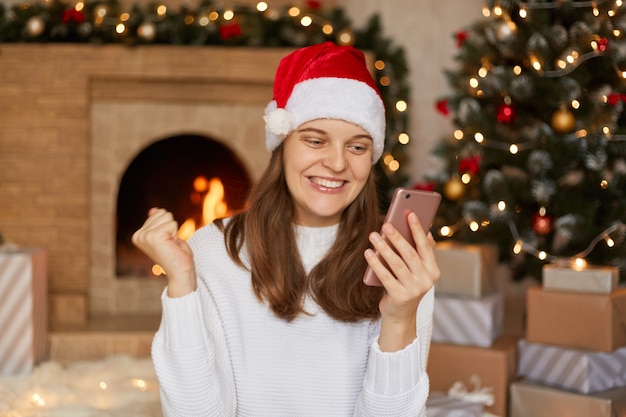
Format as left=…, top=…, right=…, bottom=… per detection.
left=0, top=44, right=292, bottom=325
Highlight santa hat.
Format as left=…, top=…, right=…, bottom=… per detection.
left=264, top=41, right=386, bottom=163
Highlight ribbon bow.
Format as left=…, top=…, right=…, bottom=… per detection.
left=448, top=375, right=495, bottom=406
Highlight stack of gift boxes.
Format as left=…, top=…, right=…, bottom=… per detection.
left=426, top=241, right=518, bottom=417
left=511, top=263, right=626, bottom=417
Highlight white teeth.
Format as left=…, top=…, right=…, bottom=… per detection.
left=311, top=177, right=344, bottom=188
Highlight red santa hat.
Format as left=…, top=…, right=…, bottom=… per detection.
left=264, top=41, right=386, bottom=163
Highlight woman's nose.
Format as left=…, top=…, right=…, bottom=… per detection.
left=322, top=146, right=348, bottom=171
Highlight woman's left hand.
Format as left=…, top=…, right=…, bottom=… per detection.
left=364, top=211, right=440, bottom=352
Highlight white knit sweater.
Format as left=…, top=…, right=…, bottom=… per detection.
left=152, top=221, right=433, bottom=416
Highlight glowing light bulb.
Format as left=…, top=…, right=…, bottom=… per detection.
left=572, top=258, right=587, bottom=270
left=440, top=226, right=453, bottom=237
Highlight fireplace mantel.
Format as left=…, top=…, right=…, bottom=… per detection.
left=0, top=44, right=293, bottom=324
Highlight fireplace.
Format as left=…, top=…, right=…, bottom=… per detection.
left=87, top=46, right=288, bottom=318
left=0, top=44, right=293, bottom=324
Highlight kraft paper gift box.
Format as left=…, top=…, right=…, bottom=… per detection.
left=434, top=241, right=499, bottom=298
left=517, top=339, right=626, bottom=394
left=542, top=263, right=619, bottom=294
left=427, top=336, right=518, bottom=417
left=510, top=380, right=626, bottom=417
left=526, top=286, right=626, bottom=352
left=425, top=392, right=484, bottom=417
left=0, top=248, right=48, bottom=375
left=432, top=292, right=503, bottom=347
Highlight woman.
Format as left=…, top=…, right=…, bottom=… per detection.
left=132, top=41, right=439, bottom=416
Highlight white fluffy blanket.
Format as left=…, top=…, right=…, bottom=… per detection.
left=0, top=355, right=161, bottom=417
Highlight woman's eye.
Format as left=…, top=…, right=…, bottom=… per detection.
left=349, top=143, right=369, bottom=153
left=304, top=137, right=324, bottom=146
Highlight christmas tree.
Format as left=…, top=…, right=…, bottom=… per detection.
left=426, top=0, right=626, bottom=282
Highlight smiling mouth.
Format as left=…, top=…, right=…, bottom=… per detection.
left=309, top=177, right=345, bottom=189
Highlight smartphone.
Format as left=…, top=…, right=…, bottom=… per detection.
left=363, top=188, right=442, bottom=287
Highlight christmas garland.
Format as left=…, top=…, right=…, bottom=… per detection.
left=0, top=0, right=411, bottom=199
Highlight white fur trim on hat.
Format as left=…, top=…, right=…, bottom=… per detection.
left=264, top=77, right=385, bottom=163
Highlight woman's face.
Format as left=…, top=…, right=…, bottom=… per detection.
left=282, top=118, right=373, bottom=227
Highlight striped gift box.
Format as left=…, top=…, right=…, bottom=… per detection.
left=517, top=339, right=626, bottom=394
left=432, top=292, right=503, bottom=347
left=0, top=248, right=48, bottom=376
left=426, top=392, right=484, bottom=417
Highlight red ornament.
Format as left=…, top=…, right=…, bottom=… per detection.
left=219, top=21, right=242, bottom=40
left=608, top=93, right=626, bottom=106
left=597, top=37, right=609, bottom=52
left=496, top=103, right=517, bottom=124
left=532, top=212, right=553, bottom=235
left=412, top=181, right=436, bottom=192
left=436, top=99, right=450, bottom=116
left=455, top=30, right=468, bottom=48
left=459, top=155, right=480, bottom=175
left=62, top=8, right=85, bottom=24
left=306, top=1, right=322, bottom=9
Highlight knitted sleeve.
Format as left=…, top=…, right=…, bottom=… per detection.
left=353, top=287, right=434, bottom=417
left=151, top=221, right=238, bottom=417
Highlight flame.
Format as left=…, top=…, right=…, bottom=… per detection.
left=154, top=176, right=229, bottom=276
left=177, top=176, right=228, bottom=241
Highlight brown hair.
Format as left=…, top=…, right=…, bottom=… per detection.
left=218, top=145, right=385, bottom=322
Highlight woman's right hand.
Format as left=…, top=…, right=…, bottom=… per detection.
left=132, top=208, right=197, bottom=297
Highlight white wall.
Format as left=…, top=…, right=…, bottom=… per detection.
left=0, top=0, right=484, bottom=182
left=341, top=0, right=484, bottom=182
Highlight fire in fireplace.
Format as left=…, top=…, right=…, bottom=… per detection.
left=115, top=134, right=251, bottom=278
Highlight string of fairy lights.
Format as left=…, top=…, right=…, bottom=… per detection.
left=439, top=0, right=626, bottom=270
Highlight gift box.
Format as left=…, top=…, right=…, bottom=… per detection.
left=510, top=380, right=626, bottom=417
left=432, top=292, right=503, bottom=347
left=518, top=339, right=626, bottom=394
left=0, top=248, right=48, bottom=375
left=434, top=241, right=499, bottom=298
left=427, top=336, right=518, bottom=417
left=526, top=286, right=626, bottom=352
left=542, top=263, right=619, bottom=294
left=426, top=392, right=484, bottom=417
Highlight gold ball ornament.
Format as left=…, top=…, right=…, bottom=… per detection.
left=551, top=108, right=575, bottom=133
left=443, top=177, right=465, bottom=201
left=26, top=16, right=45, bottom=37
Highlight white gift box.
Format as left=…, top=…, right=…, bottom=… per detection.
left=434, top=242, right=499, bottom=298
left=0, top=248, right=48, bottom=375
left=426, top=392, right=484, bottom=417
left=517, top=339, right=626, bottom=394
left=542, top=264, right=619, bottom=294
left=432, top=292, right=504, bottom=347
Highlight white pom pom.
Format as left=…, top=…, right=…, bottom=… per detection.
left=263, top=106, right=294, bottom=137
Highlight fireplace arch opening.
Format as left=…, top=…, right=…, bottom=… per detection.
left=115, top=134, right=251, bottom=278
